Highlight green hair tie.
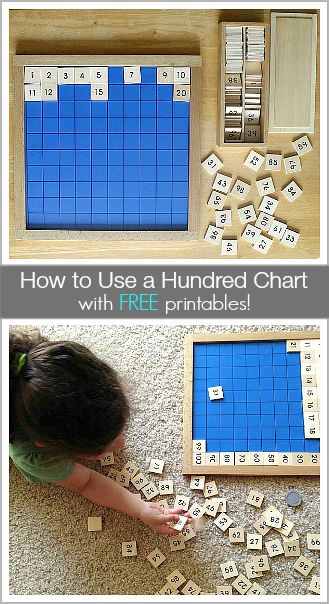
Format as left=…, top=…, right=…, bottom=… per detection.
left=16, top=353, right=27, bottom=375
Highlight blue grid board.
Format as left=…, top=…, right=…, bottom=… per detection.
left=192, top=340, right=320, bottom=454
left=24, top=66, right=190, bottom=231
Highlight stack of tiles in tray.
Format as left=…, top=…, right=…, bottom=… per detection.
left=244, top=61, right=263, bottom=139
left=245, top=26, right=265, bottom=62
left=225, top=26, right=244, bottom=73
left=224, top=26, right=243, bottom=141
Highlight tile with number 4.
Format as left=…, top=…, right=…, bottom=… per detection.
left=147, top=547, right=166, bottom=568
left=281, top=180, right=303, bottom=202
left=258, top=195, right=279, bottom=215
left=256, top=176, right=275, bottom=197
left=221, top=239, right=238, bottom=256
left=237, top=204, right=256, bottom=224
left=213, top=172, right=232, bottom=193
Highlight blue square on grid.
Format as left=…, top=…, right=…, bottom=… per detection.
left=157, top=118, right=172, bottom=133
left=76, top=150, right=91, bottom=165
left=61, top=198, right=75, bottom=212
left=26, top=102, right=42, bottom=117
left=124, top=85, right=140, bottom=101
left=91, top=101, right=107, bottom=117
left=59, top=85, right=74, bottom=100
left=75, top=102, right=91, bottom=117
left=141, top=102, right=157, bottom=117
left=124, top=101, right=140, bottom=117
left=27, top=165, right=43, bottom=181
left=141, top=67, right=156, bottom=83
left=92, top=198, right=107, bottom=213
left=75, top=85, right=90, bottom=100
left=124, top=198, right=140, bottom=213
left=75, top=118, right=90, bottom=133
left=108, top=101, right=124, bottom=117
left=173, top=102, right=190, bottom=118
left=44, top=181, right=59, bottom=197
left=109, top=67, right=123, bottom=83
left=157, top=85, right=172, bottom=101
left=28, top=213, right=44, bottom=227
left=141, top=118, right=156, bottom=133
left=27, top=198, right=43, bottom=212
left=26, top=118, right=42, bottom=133
left=140, top=214, right=156, bottom=228
left=158, top=102, right=172, bottom=117
left=173, top=118, right=189, bottom=133
left=124, top=118, right=140, bottom=133
left=157, top=150, right=172, bottom=165
left=141, top=85, right=156, bottom=101
left=60, top=101, right=75, bottom=117
left=109, top=85, right=124, bottom=100
left=76, top=198, right=91, bottom=213
left=92, top=165, right=107, bottom=181
left=76, top=165, right=90, bottom=181
left=44, top=198, right=59, bottom=213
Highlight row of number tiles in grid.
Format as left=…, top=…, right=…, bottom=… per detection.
left=192, top=342, right=319, bottom=453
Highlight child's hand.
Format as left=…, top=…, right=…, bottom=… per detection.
left=140, top=502, right=192, bottom=535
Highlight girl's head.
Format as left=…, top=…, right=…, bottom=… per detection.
left=9, top=330, right=129, bottom=459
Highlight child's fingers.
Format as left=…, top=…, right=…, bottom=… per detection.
left=166, top=507, right=185, bottom=515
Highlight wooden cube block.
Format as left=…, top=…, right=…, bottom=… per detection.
left=146, top=547, right=166, bottom=568
left=122, top=461, right=139, bottom=479
left=307, top=533, right=320, bottom=551
left=58, top=67, right=75, bottom=84
left=264, top=506, right=283, bottom=528
left=216, top=209, right=232, bottom=227
left=74, top=67, right=91, bottom=84
left=174, top=494, right=190, bottom=511
left=284, top=155, right=302, bottom=174
left=166, top=569, right=186, bottom=588
left=232, top=574, right=252, bottom=595
left=253, top=515, right=271, bottom=536
left=281, top=180, right=303, bottom=202
left=157, top=66, right=174, bottom=84
left=293, top=555, right=315, bottom=577
left=265, top=538, right=284, bottom=557
left=246, top=582, right=267, bottom=595
left=203, top=481, right=218, bottom=498
left=256, top=177, right=275, bottom=197
left=259, top=195, right=279, bottom=215
left=181, top=580, right=201, bottom=596
left=148, top=458, right=164, bottom=474
left=208, top=385, right=223, bottom=400
left=216, top=585, right=233, bottom=595
left=237, top=204, right=257, bottom=224
left=157, top=499, right=169, bottom=509
left=168, top=534, right=185, bottom=552
left=115, top=470, right=130, bottom=487
left=158, top=480, right=174, bottom=495
left=90, top=67, right=108, bottom=83
left=204, top=225, right=223, bottom=245
left=241, top=224, right=261, bottom=244
left=265, top=153, right=282, bottom=171
left=201, top=153, right=223, bottom=175
left=190, top=475, right=205, bottom=490
left=87, top=516, right=102, bottom=532
left=221, top=239, right=238, bottom=256
left=284, top=540, right=301, bottom=557
left=182, top=524, right=196, bottom=541
left=251, top=555, right=270, bottom=572
left=207, top=190, right=226, bottom=210
left=205, top=452, right=220, bottom=465
left=173, top=85, right=190, bottom=101
left=91, top=84, right=108, bottom=101
left=131, top=472, right=149, bottom=490
left=159, top=583, right=179, bottom=596
left=229, top=526, right=245, bottom=543
left=293, top=134, right=313, bottom=156
left=214, top=513, right=233, bottom=532
left=281, top=226, right=300, bottom=247
left=171, top=515, right=188, bottom=532
left=268, top=219, right=287, bottom=240
left=220, top=452, right=235, bottom=465
left=188, top=502, right=205, bottom=519
left=220, top=560, right=239, bottom=580
left=253, top=234, right=273, bottom=254
left=174, top=66, right=190, bottom=84
left=41, top=82, right=58, bottom=101
left=100, top=451, right=114, bottom=466
left=141, top=481, right=159, bottom=500
left=231, top=178, right=251, bottom=200
left=255, top=211, right=274, bottom=232
left=122, top=540, right=137, bottom=556
left=40, top=67, right=58, bottom=82
left=309, top=576, right=320, bottom=595
left=213, top=172, right=232, bottom=193
left=247, top=533, right=263, bottom=550
left=245, top=563, right=262, bottom=580
left=24, top=66, right=41, bottom=84
left=124, top=66, right=141, bottom=84
left=244, top=150, right=265, bottom=172
left=246, top=489, right=264, bottom=508
left=204, top=498, right=221, bottom=518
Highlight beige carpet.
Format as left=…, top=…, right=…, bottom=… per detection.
left=9, top=324, right=320, bottom=596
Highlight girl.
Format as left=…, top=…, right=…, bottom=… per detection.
left=9, top=329, right=189, bottom=535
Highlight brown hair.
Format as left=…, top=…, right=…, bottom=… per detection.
left=9, top=329, right=129, bottom=458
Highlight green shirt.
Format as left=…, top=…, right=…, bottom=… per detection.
left=9, top=440, right=74, bottom=484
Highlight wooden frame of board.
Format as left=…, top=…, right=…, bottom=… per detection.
left=13, top=54, right=202, bottom=241
left=183, top=331, right=320, bottom=476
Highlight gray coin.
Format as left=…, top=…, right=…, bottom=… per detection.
left=285, top=491, right=303, bottom=507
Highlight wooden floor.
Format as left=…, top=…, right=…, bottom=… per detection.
left=9, top=8, right=320, bottom=260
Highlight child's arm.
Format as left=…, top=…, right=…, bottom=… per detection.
left=55, top=463, right=189, bottom=535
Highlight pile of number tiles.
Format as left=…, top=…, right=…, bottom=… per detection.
left=85, top=452, right=320, bottom=596
left=202, top=134, right=312, bottom=255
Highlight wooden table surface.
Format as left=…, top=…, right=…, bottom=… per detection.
left=9, top=8, right=320, bottom=260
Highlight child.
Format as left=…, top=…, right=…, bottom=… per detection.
left=9, top=329, right=189, bottom=535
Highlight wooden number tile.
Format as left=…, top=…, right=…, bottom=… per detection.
left=305, top=453, right=320, bottom=466
left=293, top=135, right=313, bottom=156
left=303, top=387, right=318, bottom=401
left=171, top=515, right=188, bottom=532
left=251, top=555, right=270, bottom=572
left=158, top=499, right=169, bottom=509
left=192, top=451, right=205, bottom=466
left=259, top=195, right=279, bottom=215
left=213, top=172, right=232, bottom=194
left=203, top=498, right=224, bottom=518
left=220, top=560, right=239, bottom=580
left=281, top=180, right=303, bottom=202
left=214, top=513, right=233, bottom=532
left=293, top=555, right=315, bottom=577
left=203, top=480, right=218, bottom=498
left=90, top=67, right=108, bottom=83
left=253, top=515, right=271, bottom=536
left=122, top=540, right=137, bottom=556
left=231, top=178, right=251, bottom=200
left=221, top=239, right=238, bottom=256
left=158, top=480, right=174, bottom=495
left=173, top=85, right=190, bottom=101
left=302, top=374, right=317, bottom=387
left=246, top=490, right=264, bottom=508
left=166, top=569, right=186, bottom=588
left=87, top=516, right=102, bottom=532
left=244, top=150, right=265, bottom=172
left=168, top=534, right=185, bottom=552
left=232, top=574, right=252, bottom=595
left=268, top=219, right=287, bottom=240
left=174, top=494, right=190, bottom=511
left=24, top=66, right=41, bottom=83
left=91, top=84, right=108, bottom=100
left=100, top=451, right=114, bottom=466
left=278, top=453, right=293, bottom=465
left=174, top=66, right=190, bottom=84
left=303, top=399, right=319, bottom=412
left=282, top=528, right=299, bottom=542
left=245, top=108, right=260, bottom=125
left=220, top=452, right=235, bottom=465
left=74, top=67, right=91, bottom=84
left=255, top=211, right=274, bottom=232
left=217, top=585, right=233, bottom=595
left=237, top=204, right=257, bottom=224
left=115, top=470, right=130, bottom=487
left=307, top=533, right=320, bottom=551
left=246, top=582, right=267, bottom=595
left=148, top=458, right=164, bottom=474
left=205, top=452, right=220, bottom=466
left=264, top=506, right=283, bottom=528
left=24, top=84, right=42, bottom=101
left=263, top=452, right=279, bottom=466
left=235, top=452, right=250, bottom=465
left=190, top=475, right=205, bottom=490
left=180, top=580, right=202, bottom=596
left=207, top=190, right=226, bottom=210
left=40, top=67, right=58, bottom=82
left=147, top=547, right=166, bottom=568
left=204, top=225, right=224, bottom=245
left=252, top=234, right=273, bottom=254
left=265, top=538, right=284, bottom=557
left=245, top=563, right=262, bottom=580
left=286, top=339, right=301, bottom=352
left=229, top=526, right=245, bottom=543
left=244, top=125, right=261, bottom=141
left=247, top=533, right=263, bottom=550
left=41, top=83, right=57, bottom=101
left=159, top=583, right=179, bottom=596
left=141, top=481, right=159, bottom=500
left=188, top=502, right=205, bottom=519
left=58, top=67, right=75, bottom=84
left=124, top=66, right=141, bottom=84
left=284, top=540, right=301, bottom=557
left=216, top=210, right=232, bottom=227
left=107, top=468, right=119, bottom=480
left=217, top=498, right=227, bottom=512
left=256, top=177, right=275, bottom=197
left=309, top=576, right=320, bottom=595
left=265, top=153, right=282, bottom=171
left=208, top=385, right=223, bottom=400
left=284, top=154, right=301, bottom=174
left=276, top=518, right=295, bottom=537
left=241, top=225, right=261, bottom=245
left=301, top=350, right=315, bottom=362
left=202, top=153, right=223, bottom=175
left=157, top=66, right=174, bottom=84
left=304, top=424, right=320, bottom=438
left=249, top=452, right=264, bottom=465
left=181, top=524, right=196, bottom=541
left=131, top=472, right=149, bottom=490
